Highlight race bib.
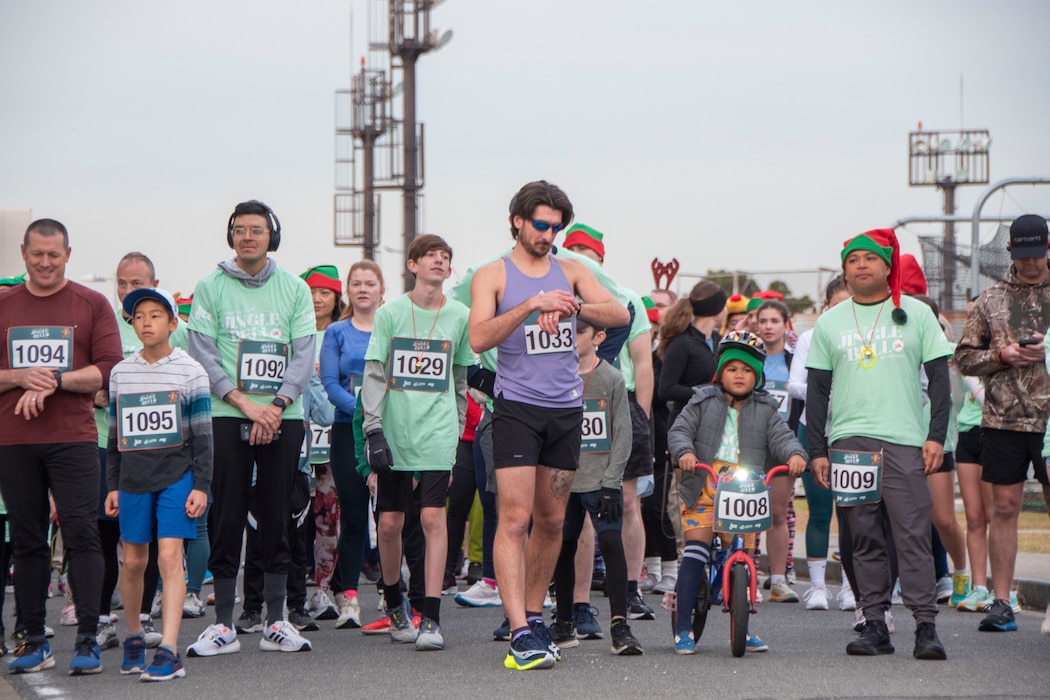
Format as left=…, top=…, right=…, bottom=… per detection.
left=310, top=424, right=332, bottom=461
left=581, top=397, right=611, bottom=453
left=299, top=431, right=309, bottom=460
left=237, top=340, right=288, bottom=394
left=388, top=337, right=451, bottom=393
left=523, top=314, right=574, bottom=355
left=713, top=467, right=771, bottom=534
left=7, top=326, right=73, bottom=371
left=116, top=391, right=182, bottom=452
left=765, top=379, right=790, bottom=421
left=830, top=449, right=883, bottom=506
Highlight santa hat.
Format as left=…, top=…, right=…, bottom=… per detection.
left=899, top=254, right=927, bottom=295
left=300, top=265, right=342, bottom=294
left=562, top=223, right=605, bottom=260
left=641, top=295, right=660, bottom=323
left=841, top=228, right=907, bottom=324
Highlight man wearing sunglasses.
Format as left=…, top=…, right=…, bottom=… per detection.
left=469, top=180, right=630, bottom=670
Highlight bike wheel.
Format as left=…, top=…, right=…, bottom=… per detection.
left=729, top=563, right=749, bottom=658
left=692, top=571, right=711, bottom=641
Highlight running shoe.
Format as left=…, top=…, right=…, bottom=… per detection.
left=466, top=561, right=483, bottom=585
left=674, top=631, right=696, bottom=655
left=120, top=636, right=146, bottom=674
left=573, top=603, right=603, bottom=639
left=957, top=585, right=992, bottom=612
left=361, top=613, right=392, bottom=635
left=182, top=592, right=205, bottom=619
left=140, top=616, right=162, bottom=648
left=441, top=572, right=459, bottom=596
left=415, top=617, right=444, bottom=651
left=543, top=591, right=554, bottom=609
left=150, top=590, right=163, bottom=617
left=140, top=646, right=185, bottom=681
left=653, top=575, right=678, bottom=595
left=803, top=584, right=829, bottom=610
left=837, top=578, right=855, bottom=610
left=235, top=610, right=264, bottom=634
left=949, top=572, right=971, bottom=607
left=846, top=618, right=894, bottom=655
left=786, top=570, right=797, bottom=585
left=978, top=598, right=1018, bottom=632
left=610, top=620, right=643, bottom=655
left=852, top=607, right=866, bottom=633
left=913, top=621, right=947, bottom=660
left=528, top=618, right=561, bottom=661
left=550, top=620, right=579, bottom=649
left=60, top=603, right=78, bottom=627
left=1009, top=591, right=1022, bottom=614
left=493, top=616, right=510, bottom=641
left=68, top=636, right=102, bottom=675
left=96, top=621, right=119, bottom=650
left=388, top=600, right=418, bottom=644
left=8, top=640, right=54, bottom=674
left=186, top=624, right=240, bottom=657
left=769, top=581, right=799, bottom=603
left=627, top=592, right=655, bottom=620
left=287, top=609, right=320, bottom=632
left=455, top=580, right=501, bottom=607
left=591, top=568, right=606, bottom=592
left=503, top=632, right=555, bottom=670
left=260, top=620, right=313, bottom=652
left=335, top=592, right=361, bottom=629
left=306, top=590, right=338, bottom=621
left=935, top=575, right=953, bottom=604
left=639, top=572, right=659, bottom=592
left=44, top=626, right=55, bottom=639
left=745, top=633, right=768, bottom=652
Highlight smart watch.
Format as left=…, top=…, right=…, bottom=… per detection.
left=272, top=397, right=288, bottom=411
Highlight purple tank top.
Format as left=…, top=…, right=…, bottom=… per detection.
left=495, top=254, right=583, bottom=408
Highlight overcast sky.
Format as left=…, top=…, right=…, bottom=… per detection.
left=2, top=0, right=1048, bottom=303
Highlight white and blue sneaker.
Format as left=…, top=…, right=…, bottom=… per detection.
left=260, top=620, right=312, bottom=652
left=745, top=633, right=768, bottom=652
left=186, top=624, right=240, bottom=657
left=674, top=631, right=696, bottom=655
left=8, top=640, right=55, bottom=673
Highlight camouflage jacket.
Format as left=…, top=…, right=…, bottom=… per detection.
left=954, top=264, right=1050, bottom=433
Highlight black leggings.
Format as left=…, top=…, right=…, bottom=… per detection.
left=445, top=440, right=476, bottom=578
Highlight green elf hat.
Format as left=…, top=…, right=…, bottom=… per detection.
left=0, top=272, right=26, bottom=288
left=563, top=223, right=605, bottom=260
left=301, top=265, right=342, bottom=294
left=176, top=295, right=193, bottom=316
left=642, top=295, right=660, bottom=323
left=841, top=228, right=906, bottom=324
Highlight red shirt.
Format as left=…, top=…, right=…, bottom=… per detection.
left=0, top=281, right=122, bottom=445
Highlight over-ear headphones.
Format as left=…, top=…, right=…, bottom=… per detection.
left=227, top=200, right=282, bottom=252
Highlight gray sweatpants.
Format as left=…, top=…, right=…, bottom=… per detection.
left=833, top=436, right=938, bottom=624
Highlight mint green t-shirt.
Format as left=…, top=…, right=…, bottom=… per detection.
left=189, top=267, right=314, bottom=420
left=715, top=406, right=740, bottom=464
left=617, top=288, right=651, bottom=392
left=807, top=295, right=954, bottom=448
left=956, top=384, right=983, bottom=432
left=365, top=294, right=474, bottom=471
left=95, top=308, right=188, bottom=447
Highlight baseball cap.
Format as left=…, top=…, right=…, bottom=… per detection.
left=123, top=288, right=178, bottom=323
left=1009, top=214, right=1049, bottom=260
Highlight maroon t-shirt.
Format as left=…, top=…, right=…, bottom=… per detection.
left=0, top=281, right=122, bottom=445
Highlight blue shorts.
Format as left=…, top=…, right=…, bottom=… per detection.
left=118, top=471, right=197, bottom=544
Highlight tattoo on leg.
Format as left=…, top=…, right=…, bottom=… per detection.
left=549, top=469, right=572, bottom=499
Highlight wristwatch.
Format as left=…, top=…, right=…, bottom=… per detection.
left=52, top=370, right=63, bottom=391
left=272, top=397, right=288, bottom=411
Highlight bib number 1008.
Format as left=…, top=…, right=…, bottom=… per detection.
left=720, top=493, right=769, bottom=519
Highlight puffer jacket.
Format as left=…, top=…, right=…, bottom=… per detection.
left=668, top=384, right=806, bottom=508
left=954, top=264, right=1050, bottom=433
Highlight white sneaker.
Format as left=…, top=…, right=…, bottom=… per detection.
left=852, top=607, right=866, bottom=632
left=639, top=573, right=660, bottom=592
left=935, top=575, right=952, bottom=603
left=186, top=624, right=240, bottom=657
left=415, top=617, right=444, bottom=651
left=260, top=620, right=312, bottom=652
left=335, top=593, right=361, bottom=629
left=1041, top=603, right=1050, bottom=636
left=653, top=575, right=678, bottom=594
left=306, top=590, right=338, bottom=621
left=837, top=580, right=856, bottom=611
left=803, top=584, right=829, bottom=610
left=182, top=592, right=205, bottom=618
left=150, top=590, right=163, bottom=617
left=454, top=580, right=501, bottom=608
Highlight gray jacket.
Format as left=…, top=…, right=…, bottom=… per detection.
left=668, top=384, right=807, bottom=508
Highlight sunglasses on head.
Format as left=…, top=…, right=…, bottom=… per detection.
left=529, top=219, right=567, bottom=234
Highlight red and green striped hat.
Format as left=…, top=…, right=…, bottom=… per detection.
left=176, top=295, right=193, bottom=316
left=563, top=223, right=605, bottom=260
left=301, top=265, right=342, bottom=294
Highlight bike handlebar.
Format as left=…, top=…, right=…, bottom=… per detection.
left=693, top=463, right=789, bottom=487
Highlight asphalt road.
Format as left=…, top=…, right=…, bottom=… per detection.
left=2, top=582, right=1048, bottom=700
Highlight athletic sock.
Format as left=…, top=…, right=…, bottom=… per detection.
left=644, top=557, right=661, bottom=579
left=770, top=574, right=786, bottom=585
left=675, top=542, right=710, bottom=636
left=383, top=581, right=403, bottom=611
left=423, top=596, right=441, bottom=623
left=213, top=577, right=237, bottom=628
left=663, top=559, right=679, bottom=579
left=808, top=560, right=826, bottom=587
left=262, top=572, right=287, bottom=626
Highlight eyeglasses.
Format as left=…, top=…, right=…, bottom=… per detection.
left=529, top=219, right=566, bottom=234
left=232, top=226, right=268, bottom=237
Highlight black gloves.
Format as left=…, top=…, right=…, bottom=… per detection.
left=598, top=487, right=623, bottom=521
left=365, top=429, right=394, bottom=478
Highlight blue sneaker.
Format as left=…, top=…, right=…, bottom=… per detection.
left=674, top=631, right=696, bottom=655
left=493, top=617, right=510, bottom=641
left=120, top=636, right=147, bottom=674
left=528, top=618, right=561, bottom=661
left=503, top=632, right=555, bottom=670
left=141, top=647, right=185, bottom=682
left=978, top=599, right=1018, bottom=632
left=745, top=633, right=768, bottom=652
left=8, top=640, right=55, bottom=673
left=572, top=603, right=603, bottom=640
left=69, top=636, right=102, bottom=675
